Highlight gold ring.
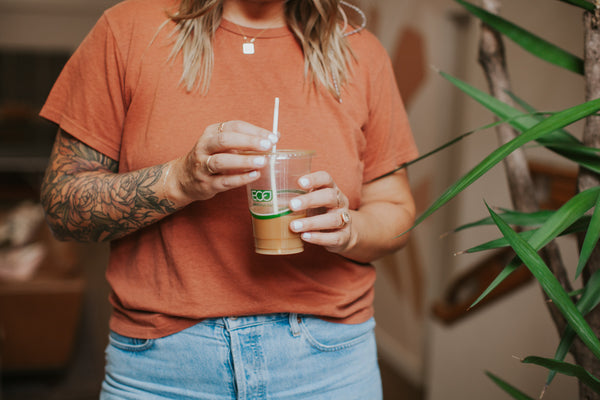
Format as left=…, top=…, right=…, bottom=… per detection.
left=340, top=210, right=351, bottom=227
left=206, top=155, right=217, bottom=175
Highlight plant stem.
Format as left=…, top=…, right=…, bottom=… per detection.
left=575, top=9, right=600, bottom=400
left=477, top=0, right=573, bottom=320
left=478, top=0, right=538, bottom=212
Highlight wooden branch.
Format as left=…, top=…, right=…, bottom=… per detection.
left=574, top=10, right=600, bottom=400
left=476, top=0, right=572, bottom=336
left=581, top=10, right=600, bottom=281
left=477, top=0, right=536, bottom=211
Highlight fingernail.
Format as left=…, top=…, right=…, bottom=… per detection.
left=290, top=198, right=301, bottom=210
left=253, top=156, right=266, bottom=166
left=291, top=220, right=303, bottom=231
left=260, top=139, right=271, bottom=150
left=301, top=232, right=312, bottom=240
left=299, top=178, right=310, bottom=188
left=249, top=171, right=259, bottom=178
left=269, top=134, right=279, bottom=144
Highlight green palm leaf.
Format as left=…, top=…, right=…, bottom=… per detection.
left=456, top=0, right=584, bottom=74
left=370, top=119, right=502, bottom=182
left=575, top=194, right=600, bottom=278
left=485, top=372, right=534, bottom=400
left=443, top=72, right=580, bottom=144
left=461, top=215, right=591, bottom=254
left=441, top=71, right=600, bottom=174
left=471, top=187, right=600, bottom=306
left=524, top=356, right=600, bottom=393
left=556, top=0, right=596, bottom=11
left=461, top=230, right=536, bottom=254
left=410, top=96, right=600, bottom=232
left=452, top=209, right=554, bottom=233
left=546, top=142, right=600, bottom=157
left=568, top=288, right=585, bottom=298
left=486, top=204, right=600, bottom=359
left=538, top=140, right=600, bottom=174
left=546, top=270, right=600, bottom=386
left=506, top=90, right=600, bottom=169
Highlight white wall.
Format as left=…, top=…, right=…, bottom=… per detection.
left=367, top=0, right=476, bottom=387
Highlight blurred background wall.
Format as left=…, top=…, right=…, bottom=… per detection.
left=0, top=0, right=586, bottom=399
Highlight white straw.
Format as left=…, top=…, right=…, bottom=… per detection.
left=272, top=97, right=279, bottom=153
left=270, top=97, right=280, bottom=214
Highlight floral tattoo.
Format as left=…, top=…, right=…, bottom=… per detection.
left=41, top=131, right=177, bottom=242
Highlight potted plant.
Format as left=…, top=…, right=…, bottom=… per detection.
left=402, top=0, right=600, bottom=398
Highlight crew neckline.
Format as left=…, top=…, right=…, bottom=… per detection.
left=219, top=19, right=292, bottom=39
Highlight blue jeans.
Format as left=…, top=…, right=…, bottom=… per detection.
left=100, top=313, right=382, bottom=399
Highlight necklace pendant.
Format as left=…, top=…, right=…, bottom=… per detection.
left=242, top=42, right=255, bottom=55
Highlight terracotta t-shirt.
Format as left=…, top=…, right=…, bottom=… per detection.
left=40, top=0, right=419, bottom=339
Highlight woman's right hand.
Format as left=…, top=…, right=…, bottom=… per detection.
left=168, top=120, right=278, bottom=205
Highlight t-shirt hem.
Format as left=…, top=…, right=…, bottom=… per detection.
left=109, top=314, right=202, bottom=340
left=109, top=307, right=375, bottom=339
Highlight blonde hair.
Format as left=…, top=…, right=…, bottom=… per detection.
left=167, top=0, right=364, bottom=99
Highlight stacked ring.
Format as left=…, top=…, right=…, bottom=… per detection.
left=206, top=155, right=217, bottom=175
left=340, top=211, right=351, bottom=226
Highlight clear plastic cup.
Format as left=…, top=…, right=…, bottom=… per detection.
left=246, top=150, right=314, bottom=255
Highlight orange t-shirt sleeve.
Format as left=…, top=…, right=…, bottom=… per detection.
left=40, top=14, right=127, bottom=161
left=361, top=46, right=418, bottom=183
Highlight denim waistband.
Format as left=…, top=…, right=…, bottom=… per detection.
left=204, top=313, right=295, bottom=330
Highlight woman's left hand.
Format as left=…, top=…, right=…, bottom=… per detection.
left=288, top=171, right=356, bottom=255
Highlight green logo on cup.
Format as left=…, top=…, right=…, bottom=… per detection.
left=251, top=189, right=273, bottom=202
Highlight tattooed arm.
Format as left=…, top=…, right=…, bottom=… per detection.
left=41, top=130, right=180, bottom=242
left=41, top=123, right=277, bottom=242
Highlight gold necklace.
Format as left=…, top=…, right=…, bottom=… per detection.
left=233, top=24, right=272, bottom=55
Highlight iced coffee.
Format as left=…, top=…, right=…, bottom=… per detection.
left=246, top=150, right=314, bottom=255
